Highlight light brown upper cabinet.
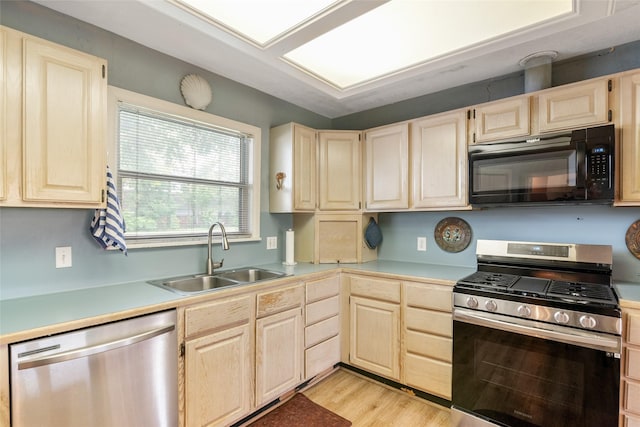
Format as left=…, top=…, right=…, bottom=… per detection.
left=0, top=27, right=6, bottom=201
left=269, top=122, right=317, bottom=212
left=472, top=95, right=530, bottom=143
left=318, top=130, right=361, bottom=210
left=536, top=78, right=611, bottom=133
left=1, top=26, right=107, bottom=208
left=618, top=70, right=640, bottom=205
left=411, top=109, right=469, bottom=209
left=364, top=123, right=409, bottom=211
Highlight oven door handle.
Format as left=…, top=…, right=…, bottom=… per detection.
left=454, top=308, right=621, bottom=354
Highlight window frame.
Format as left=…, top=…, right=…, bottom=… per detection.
left=107, top=86, right=261, bottom=249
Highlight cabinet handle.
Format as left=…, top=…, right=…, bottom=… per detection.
left=275, top=172, right=286, bottom=190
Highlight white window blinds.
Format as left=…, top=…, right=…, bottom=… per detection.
left=117, top=103, right=253, bottom=241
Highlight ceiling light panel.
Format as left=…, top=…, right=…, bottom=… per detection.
left=284, top=0, right=574, bottom=89
left=175, top=0, right=340, bottom=45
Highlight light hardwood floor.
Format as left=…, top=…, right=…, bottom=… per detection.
left=303, top=369, right=451, bottom=426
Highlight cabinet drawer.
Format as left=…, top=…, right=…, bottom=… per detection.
left=628, top=312, right=640, bottom=346
left=625, top=380, right=640, bottom=415
left=627, top=347, right=640, bottom=380
left=305, top=335, right=340, bottom=379
left=405, top=329, right=452, bottom=362
left=256, top=284, right=304, bottom=318
left=350, top=275, right=400, bottom=303
left=404, top=353, right=451, bottom=399
left=306, top=295, right=339, bottom=325
left=185, top=294, right=252, bottom=337
left=306, top=275, right=340, bottom=303
left=405, top=306, right=452, bottom=337
left=305, top=315, right=340, bottom=348
left=404, top=282, right=452, bottom=312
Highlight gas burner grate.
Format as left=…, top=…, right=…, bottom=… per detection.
left=458, top=271, right=520, bottom=288
left=547, top=281, right=616, bottom=303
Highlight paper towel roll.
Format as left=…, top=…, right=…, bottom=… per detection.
left=284, top=229, right=296, bottom=265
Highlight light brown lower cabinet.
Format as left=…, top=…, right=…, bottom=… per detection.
left=255, top=284, right=304, bottom=406
left=622, top=307, right=640, bottom=427
left=348, top=275, right=401, bottom=380
left=183, top=295, right=254, bottom=427
left=305, top=275, right=341, bottom=379
left=402, top=281, right=453, bottom=400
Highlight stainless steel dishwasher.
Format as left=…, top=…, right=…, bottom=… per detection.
left=10, top=310, right=178, bottom=427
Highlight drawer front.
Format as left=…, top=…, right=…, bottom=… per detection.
left=628, top=347, right=640, bottom=380
left=185, top=294, right=252, bottom=337
left=305, top=315, right=340, bottom=348
left=405, top=306, right=452, bottom=337
left=405, top=329, right=452, bottom=362
left=350, top=275, right=400, bottom=303
left=306, top=275, right=340, bottom=303
left=404, top=282, right=452, bottom=312
left=628, top=312, right=640, bottom=346
left=404, top=353, right=451, bottom=399
left=256, top=283, right=304, bottom=318
left=305, top=335, right=340, bottom=379
left=625, top=380, right=640, bottom=415
left=306, top=295, right=339, bottom=325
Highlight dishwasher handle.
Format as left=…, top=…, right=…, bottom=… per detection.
left=17, top=324, right=175, bottom=370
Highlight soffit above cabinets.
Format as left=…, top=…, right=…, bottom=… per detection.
left=34, top=0, right=640, bottom=118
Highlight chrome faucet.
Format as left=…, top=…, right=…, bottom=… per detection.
left=206, top=222, right=230, bottom=275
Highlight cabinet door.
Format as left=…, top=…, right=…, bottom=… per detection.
left=185, top=324, right=252, bottom=427
left=23, top=37, right=106, bottom=203
left=538, top=78, right=610, bottom=133
left=619, top=72, right=640, bottom=204
left=0, top=28, right=6, bottom=201
left=294, top=124, right=317, bottom=210
left=256, top=307, right=303, bottom=405
left=411, top=110, right=468, bottom=208
left=473, top=96, right=530, bottom=143
left=318, top=131, right=361, bottom=210
left=349, top=296, right=400, bottom=380
left=364, top=123, right=409, bottom=210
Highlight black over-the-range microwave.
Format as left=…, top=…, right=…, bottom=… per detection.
left=468, top=124, right=615, bottom=206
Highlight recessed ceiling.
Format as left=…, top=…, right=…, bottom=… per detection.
left=33, top=0, right=640, bottom=118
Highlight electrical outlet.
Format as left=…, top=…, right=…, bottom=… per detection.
left=417, top=237, right=427, bottom=252
left=266, top=236, right=278, bottom=250
left=55, top=246, right=72, bottom=268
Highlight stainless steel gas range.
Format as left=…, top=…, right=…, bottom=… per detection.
left=451, top=239, right=621, bottom=427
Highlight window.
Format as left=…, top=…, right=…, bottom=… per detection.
left=108, top=86, right=261, bottom=247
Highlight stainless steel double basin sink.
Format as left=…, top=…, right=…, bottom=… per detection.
left=148, top=267, right=289, bottom=295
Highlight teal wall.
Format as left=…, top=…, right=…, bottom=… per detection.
left=1, top=1, right=639, bottom=299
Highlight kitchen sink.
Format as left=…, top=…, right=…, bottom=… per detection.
left=148, top=267, right=289, bottom=295
left=214, top=267, right=286, bottom=283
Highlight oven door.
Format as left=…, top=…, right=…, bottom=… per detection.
left=452, top=308, right=620, bottom=427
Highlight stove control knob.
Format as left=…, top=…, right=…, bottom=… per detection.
left=554, top=311, right=570, bottom=324
left=579, top=315, right=597, bottom=329
left=485, top=300, right=498, bottom=312
left=466, top=297, right=479, bottom=308
left=517, top=305, right=531, bottom=318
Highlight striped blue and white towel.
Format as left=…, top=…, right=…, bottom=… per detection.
left=90, top=166, right=127, bottom=255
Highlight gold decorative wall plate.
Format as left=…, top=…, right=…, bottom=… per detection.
left=626, top=220, right=640, bottom=260
left=434, top=217, right=472, bottom=253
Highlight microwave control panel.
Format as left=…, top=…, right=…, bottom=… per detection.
left=587, top=145, right=611, bottom=184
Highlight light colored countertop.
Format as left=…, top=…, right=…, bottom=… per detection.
left=0, top=261, right=475, bottom=344
left=2, top=260, right=637, bottom=344
left=616, top=281, right=640, bottom=310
